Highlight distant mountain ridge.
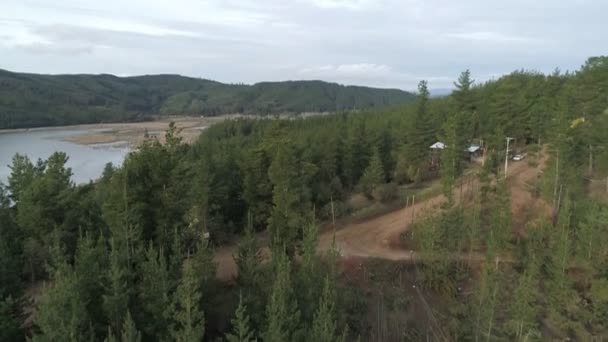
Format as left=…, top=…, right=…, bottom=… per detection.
left=0, top=69, right=415, bottom=129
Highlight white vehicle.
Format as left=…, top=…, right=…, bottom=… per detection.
left=512, top=154, right=526, bottom=161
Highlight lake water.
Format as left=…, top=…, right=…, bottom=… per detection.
left=0, top=128, right=130, bottom=185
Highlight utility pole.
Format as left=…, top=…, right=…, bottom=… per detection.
left=589, top=145, right=593, bottom=175
left=411, top=195, right=416, bottom=225
left=504, top=137, right=514, bottom=179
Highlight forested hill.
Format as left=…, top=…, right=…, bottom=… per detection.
left=0, top=69, right=415, bottom=129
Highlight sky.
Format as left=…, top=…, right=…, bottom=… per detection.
left=1, top=0, right=606, bottom=91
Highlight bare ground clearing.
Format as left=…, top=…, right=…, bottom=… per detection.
left=214, top=147, right=550, bottom=281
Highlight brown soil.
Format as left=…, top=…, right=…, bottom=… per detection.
left=213, top=246, right=238, bottom=283
left=507, top=148, right=552, bottom=234
left=214, top=147, right=551, bottom=281
left=64, top=115, right=239, bottom=147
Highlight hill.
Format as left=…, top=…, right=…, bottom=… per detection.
left=0, top=69, right=415, bottom=129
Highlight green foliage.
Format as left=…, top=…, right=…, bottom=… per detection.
left=310, top=277, right=339, bottom=342
left=0, top=184, right=23, bottom=300
left=5, top=56, right=608, bottom=340
left=103, top=239, right=130, bottom=333
left=31, top=265, right=93, bottom=342
left=0, top=69, right=414, bottom=129
left=137, top=243, right=171, bottom=339
left=12, top=152, right=74, bottom=281
left=74, top=235, right=108, bottom=336
left=0, top=296, right=23, bottom=342
left=403, top=80, right=436, bottom=181
left=473, top=263, right=500, bottom=341
left=169, top=259, right=205, bottom=342
left=439, top=114, right=459, bottom=203
left=358, top=148, right=385, bottom=199
left=505, top=267, right=540, bottom=340
left=487, top=179, right=512, bottom=258
left=120, top=311, right=142, bottom=342
left=225, top=293, right=256, bottom=342
left=264, top=251, right=301, bottom=342
left=267, top=139, right=315, bottom=251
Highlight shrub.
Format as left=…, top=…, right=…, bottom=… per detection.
left=373, top=182, right=398, bottom=202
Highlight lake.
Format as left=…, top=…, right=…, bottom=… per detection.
left=0, top=128, right=130, bottom=185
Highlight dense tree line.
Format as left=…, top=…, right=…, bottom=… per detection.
left=0, top=69, right=414, bottom=129
left=0, top=56, right=607, bottom=340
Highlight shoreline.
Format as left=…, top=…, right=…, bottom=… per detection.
left=0, top=115, right=242, bottom=147
left=0, top=112, right=331, bottom=147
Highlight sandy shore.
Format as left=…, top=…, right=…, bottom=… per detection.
left=60, top=115, right=243, bottom=147
left=1, top=112, right=331, bottom=147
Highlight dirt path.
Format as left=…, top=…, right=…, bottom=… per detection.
left=214, top=148, right=549, bottom=281
left=317, top=194, right=446, bottom=260
left=317, top=151, right=547, bottom=259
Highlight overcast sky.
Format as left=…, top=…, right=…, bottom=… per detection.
left=1, top=0, right=606, bottom=91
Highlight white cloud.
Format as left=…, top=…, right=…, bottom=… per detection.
left=1, top=0, right=607, bottom=89
left=298, top=63, right=453, bottom=89
left=300, top=63, right=392, bottom=77
left=16, top=42, right=93, bottom=55
left=444, top=31, right=543, bottom=44
left=305, top=0, right=376, bottom=10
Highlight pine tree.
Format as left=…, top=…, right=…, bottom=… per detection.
left=343, top=121, right=370, bottom=187
left=264, top=251, right=301, bottom=342
left=267, top=141, right=313, bottom=252
left=546, top=196, right=574, bottom=312
left=120, top=311, right=142, bottom=342
left=473, top=262, right=499, bottom=342
left=225, top=293, right=256, bottom=342
left=103, top=238, right=129, bottom=334
left=7, top=153, right=35, bottom=203
left=240, top=147, right=273, bottom=230
left=358, top=147, right=385, bottom=199
left=236, top=214, right=262, bottom=287
left=576, top=204, right=608, bottom=274
left=13, top=152, right=73, bottom=282
left=0, top=296, right=22, bottom=342
left=74, top=234, right=108, bottom=335
left=310, top=277, right=338, bottom=342
left=190, top=236, right=216, bottom=291
left=104, top=327, right=118, bottom=342
left=235, top=215, right=266, bottom=330
left=440, top=114, right=459, bottom=204
left=31, top=265, right=92, bottom=342
left=0, top=185, right=23, bottom=300
left=487, top=179, right=512, bottom=260
left=170, top=259, right=205, bottom=342
left=453, top=69, right=477, bottom=138
left=297, top=220, right=322, bottom=323
left=505, top=266, right=540, bottom=340
left=404, top=80, right=435, bottom=182
left=138, top=243, right=170, bottom=338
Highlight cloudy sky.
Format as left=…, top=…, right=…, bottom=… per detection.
left=1, top=0, right=606, bottom=91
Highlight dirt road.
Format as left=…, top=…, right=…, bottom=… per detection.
left=214, top=149, right=548, bottom=281
left=317, top=150, right=548, bottom=260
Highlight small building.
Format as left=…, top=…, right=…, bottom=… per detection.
left=465, top=144, right=483, bottom=161
left=429, top=141, right=446, bottom=169
left=430, top=142, right=447, bottom=150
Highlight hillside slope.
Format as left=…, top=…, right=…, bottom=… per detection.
left=0, top=69, right=415, bottom=129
